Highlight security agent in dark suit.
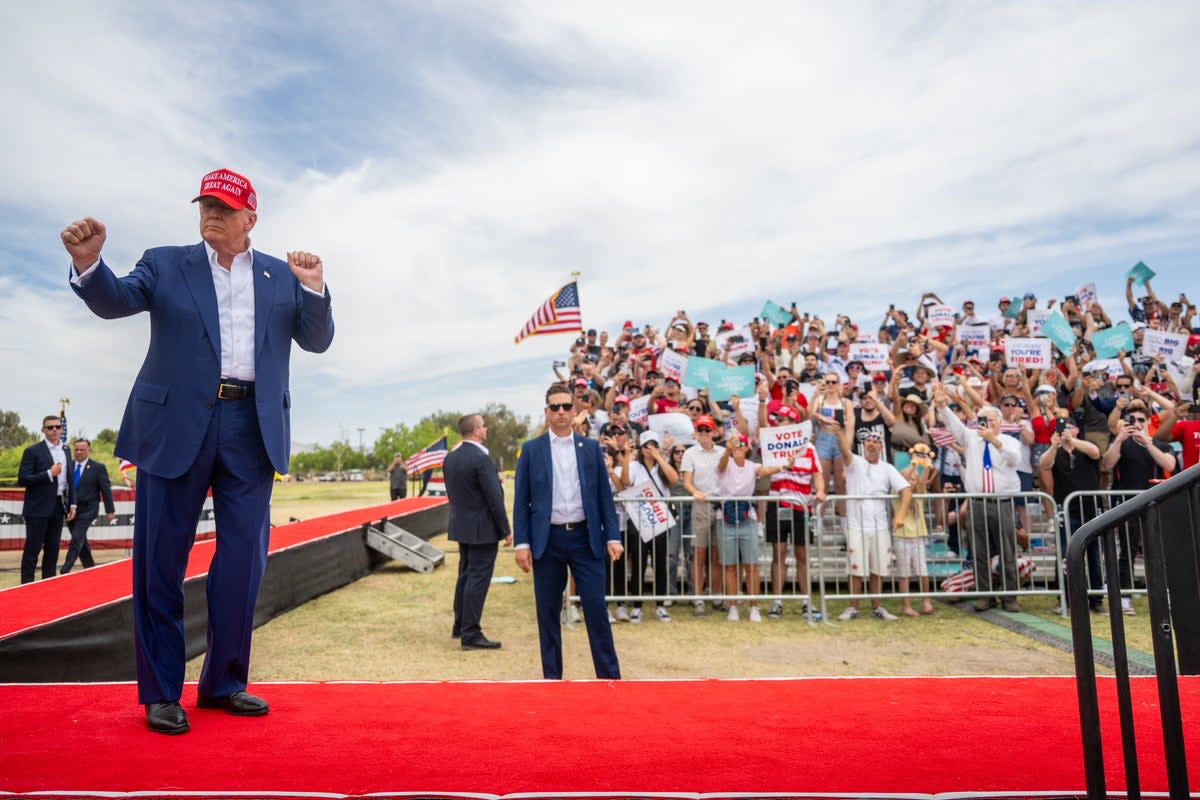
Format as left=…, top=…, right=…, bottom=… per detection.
left=17, top=415, right=77, bottom=583
left=513, top=384, right=623, bottom=680
left=443, top=414, right=512, bottom=650
left=61, top=438, right=116, bottom=574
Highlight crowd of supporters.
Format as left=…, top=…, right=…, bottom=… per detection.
left=550, top=275, right=1200, bottom=621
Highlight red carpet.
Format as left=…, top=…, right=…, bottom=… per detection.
left=0, top=497, right=445, bottom=641
left=0, top=676, right=1195, bottom=797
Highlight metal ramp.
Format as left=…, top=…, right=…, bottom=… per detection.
left=364, top=521, right=445, bottom=574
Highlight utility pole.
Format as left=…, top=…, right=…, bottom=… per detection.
left=356, top=427, right=366, bottom=453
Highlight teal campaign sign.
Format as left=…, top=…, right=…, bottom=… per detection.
left=760, top=300, right=793, bottom=328
left=1003, top=295, right=1023, bottom=319
left=1126, top=261, right=1155, bottom=287
left=683, top=356, right=723, bottom=389
left=1092, top=323, right=1134, bottom=359
left=1039, top=311, right=1076, bottom=354
left=708, top=364, right=756, bottom=402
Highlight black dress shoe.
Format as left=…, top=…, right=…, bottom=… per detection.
left=146, top=701, right=189, bottom=735
left=461, top=635, right=501, bottom=650
left=451, top=629, right=461, bottom=639
left=196, top=690, right=269, bottom=716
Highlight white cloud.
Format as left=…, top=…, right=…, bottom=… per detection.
left=3, top=1, right=1199, bottom=443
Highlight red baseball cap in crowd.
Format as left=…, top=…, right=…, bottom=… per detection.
left=613, top=394, right=631, bottom=405
left=694, top=414, right=718, bottom=431
left=766, top=399, right=801, bottom=423
left=623, top=321, right=634, bottom=330
left=732, top=433, right=750, bottom=447
left=573, top=378, right=588, bottom=387
left=192, top=168, right=257, bottom=211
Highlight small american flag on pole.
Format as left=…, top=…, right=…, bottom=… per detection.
left=405, top=436, right=448, bottom=474
left=514, top=281, right=582, bottom=343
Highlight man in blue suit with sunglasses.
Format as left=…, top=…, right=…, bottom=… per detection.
left=62, top=168, right=335, bottom=734
left=513, top=383, right=623, bottom=680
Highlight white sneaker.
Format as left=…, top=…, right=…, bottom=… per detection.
left=656, top=605, right=672, bottom=622
left=662, top=599, right=674, bottom=608
left=629, top=607, right=643, bottom=624
left=692, top=599, right=707, bottom=616
left=608, top=611, right=616, bottom=623
left=871, top=606, right=898, bottom=621
left=727, top=604, right=740, bottom=621
left=1122, top=598, right=1135, bottom=616
left=567, top=604, right=582, bottom=624
left=615, top=605, right=630, bottom=622
left=767, top=600, right=784, bottom=618
left=748, top=606, right=762, bottom=623
left=837, top=606, right=859, bottom=621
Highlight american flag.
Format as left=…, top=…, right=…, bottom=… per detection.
left=929, top=427, right=957, bottom=448
left=405, top=436, right=448, bottom=474
left=514, top=281, right=582, bottom=343
left=59, top=406, right=68, bottom=443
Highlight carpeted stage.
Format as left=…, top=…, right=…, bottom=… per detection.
left=0, top=676, right=1195, bottom=798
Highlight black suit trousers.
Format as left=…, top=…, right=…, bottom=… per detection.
left=453, top=540, right=499, bottom=640
left=22, top=500, right=66, bottom=583
left=61, top=513, right=98, bottom=573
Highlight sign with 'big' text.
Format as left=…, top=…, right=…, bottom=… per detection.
left=758, top=422, right=814, bottom=467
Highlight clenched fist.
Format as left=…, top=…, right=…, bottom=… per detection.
left=287, top=251, right=324, bottom=293
left=62, top=217, right=107, bottom=271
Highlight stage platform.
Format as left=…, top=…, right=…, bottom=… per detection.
left=0, top=676, right=1195, bottom=798
left=0, top=496, right=447, bottom=681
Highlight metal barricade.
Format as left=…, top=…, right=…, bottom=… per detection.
left=599, top=494, right=817, bottom=621
left=811, top=491, right=1061, bottom=621
left=1060, top=489, right=1145, bottom=617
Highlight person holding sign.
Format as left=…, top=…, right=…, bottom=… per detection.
left=716, top=434, right=788, bottom=622
left=614, top=430, right=679, bottom=623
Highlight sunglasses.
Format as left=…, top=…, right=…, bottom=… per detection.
left=696, top=426, right=715, bottom=433
left=43, top=424, right=62, bottom=430
left=1001, top=402, right=1018, bottom=407
left=546, top=403, right=573, bottom=412
left=824, top=380, right=838, bottom=385
left=1116, top=383, right=1133, bottom=389
left=1127, top=416, right=1147, bottom=424
left=687, top=405, right=703, bottom=411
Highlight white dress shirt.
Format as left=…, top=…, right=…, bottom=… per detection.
left=205, top=241, right=256, bottom=380
left=549, top=430, right=585, bottom=524
left=44, top=438, right=68, bottom=496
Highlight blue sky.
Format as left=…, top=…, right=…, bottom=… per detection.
left=3, top=2, right=1199, bottom=449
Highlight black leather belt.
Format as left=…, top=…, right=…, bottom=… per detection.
left=551, top=520, right=587, bottom=531
left=217, top=380, right=254, bottom=400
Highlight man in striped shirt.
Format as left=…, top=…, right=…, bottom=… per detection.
left=933, top=383, right=1023, bottom=612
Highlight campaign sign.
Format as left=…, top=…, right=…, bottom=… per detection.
left=758, top=421, right=814, bottom=467
left=1005, top=338, right=1051, bottom=369
left=627, top=395, right=651, bottom=425
left=1027, top=309, right=1051, bottom=337
left=1003, top=297, right=1023, bottom=319
left=1141, top=328, right=1187, bottom=362
left=648, top=412, right=695, bottom=446
left=739, top=395, right=761, bottom=437
left=708, top=364, right=756, bottom=401
left=848, top=342, right=890, bottom=371
left=1126, top=261, right=1155, bottom=287
left=855, top=329, right=878, bottom=343
left=1075, top=282, right=1098, bottom=311
left=761, top=300, right=793, bottom=327
left=958, top=324, right=991, bottom=358
left=683, top=356, right=722, bottom=389
left=928, top=305, right=955, bottom=328
left=617, top=481, right=676, bottom=543
left=716, top=327, right=753, bottom=357
left=1092, top=323, right=1134, bottom=360
left=1086, top=358, right=1125, bottom=379
left=658, top=347, right=688, bottom=384
left=1040, top=311, right=1076, bottom=354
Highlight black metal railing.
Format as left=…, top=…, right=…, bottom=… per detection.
left=1067, top=462, right=1200, bottom=800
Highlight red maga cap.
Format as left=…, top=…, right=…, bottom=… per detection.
left=193, top=168, right=257, bottom=211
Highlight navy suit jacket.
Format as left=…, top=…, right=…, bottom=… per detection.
left=71, top=459, right=115, bottom=522
left=17, top=441, right=76, bottom=517
left=444, top=442, right=511, bottom=545
left=513, top=432, right=620, bottom=560
left=71, top=243, right=335, bottom=478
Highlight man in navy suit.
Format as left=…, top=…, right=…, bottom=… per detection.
left=443, top=413, right=512, bottom=650
left=61, top=168, right=335, bottom=734
left=513, top=384, right=623, bottom=680
left=17, top=415, right=76, bottom=583
left=61, top=438, right=116, bottom=574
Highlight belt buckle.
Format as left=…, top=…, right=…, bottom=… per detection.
left=217, top=383, right=240, bottom=400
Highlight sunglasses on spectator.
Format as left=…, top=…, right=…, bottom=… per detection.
left=824, top=380, right=838, bottom=385
left=1127, top=416, right=1147, bottom=424
left=1001, top=402, right=1018, bottom=407
left=1116, top=382, right=1133, bottom=388
left=696, top=426, right=714, bottom=433
left=687, top=404, right=703, bottom=411
left=43, top=424, right=62, bottom=430
left=546, top=403, right=573, bottom=412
